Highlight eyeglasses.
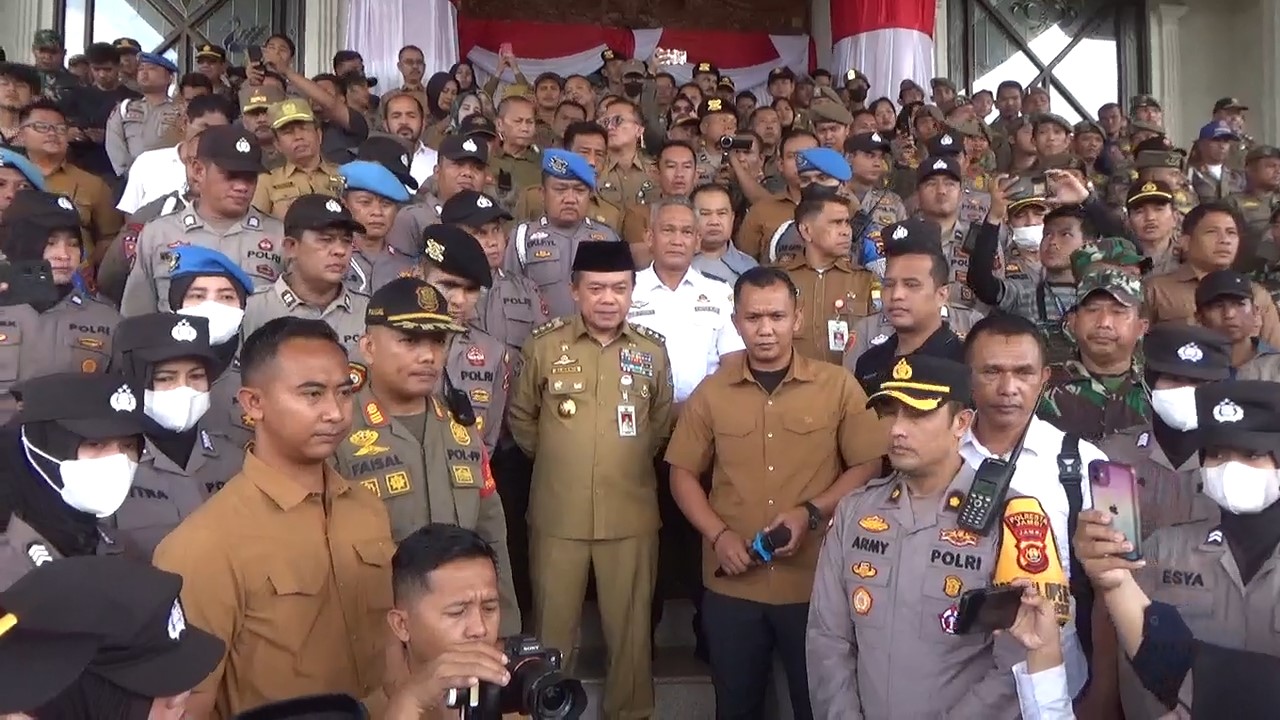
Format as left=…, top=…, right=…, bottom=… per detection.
left=23, top=121, right=69, bottom=135
left=599, top=115, right=631, bottom=129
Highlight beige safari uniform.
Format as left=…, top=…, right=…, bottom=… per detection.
left=1226, top=190, right=1280, bottom=239
left=120, top=207, right=285, bottom=315
left=782, top=256, right=876, bottom=365
left=807, top=468, right=1024, bottom=719
left=251, top=161, right=344, bottom=219
left=507, top=316, right=674, bottom=720
left=446, top=330, right=510, bottom=452
left=113, top=428, right=246, bottom=558
left=242, top=276, right=369, bottom=353
left=597, top=154, right=657, bottom=210
left=333, top=390, right=520, bottom=636
left=105, top=96, right=183, bottom=175
left=0, top=291, right=119, bottom=423
left=489, top=146, right=543, bottom=198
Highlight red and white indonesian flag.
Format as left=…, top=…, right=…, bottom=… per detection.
left=830, top=0, right=936, bottom=105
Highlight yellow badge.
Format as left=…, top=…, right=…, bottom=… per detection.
left=852, top=587, right=873, bottom=616
left=943, top=575, right=963, bottom=598
left=349, top=429, right=390, bottom=457
left=889, top=485, right=902, bottom=501
left=891, top=358, right=912, bottom=380
left=858, top=515, right=889, bottom=533
left=77, top=337, right=104, bottom=350
left=939, top=527, right=979, bottom=548
left=80, top=359, right=97, bottom=373
left=451, top=465, right=475, bottom=486
left=851, top=561, right=878, bottom=579
left=470, top=388, right=491, bottom=404
left=706, top=98, right=723, bottom=112
left=557, top=398, right=576, bottom=418
left=475, top=415, right=484, bottom=432
left=995, top=496, right=1070, bottom=624
left=417, top=285, right=439, bottom=311
left=360, top=478, right=382, bottom=497
left=385, top=471, right=411, bottom=495
left=450, top=421, right=471, bottom=445
left=1140, top=181, right=1157, bottom=193
left=364, top=401, right=386, bottom=426
left=946, top=491, right=965, bottom=510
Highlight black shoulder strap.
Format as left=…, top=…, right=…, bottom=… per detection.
left=1035, top=281, right=1050, bottom=323
left=1058, top=432, right=1096, bottom=672
left=1058, top=433, right=1084, bottom=537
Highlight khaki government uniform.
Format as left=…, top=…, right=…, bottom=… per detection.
left=473, top=269, right=549, bottom=371
left=385, top=193, right=444, bottom=258
left=1144, top=264, right=1280, bottom=347
left=104, top=96, right=183, bottom=175
left=0, top=291, right=119, bottom=422
left=120, top=206, right=285, bottom=315
left=1189, top=167, right=1246, bottom=205
left=806, top=467, right=1024, bottom=719
left=113, top=428, right=246, bottom=558
left=154, top=452, right=395, bottom=718
left=1226, top=189, right=1280, bottom=239
left=782, top=255, right=876, bottom=365
left=597, top=154, right=657, bottom=210
left=333, top=389, right=520, bottom=636
left=241, top=276, right=369, bottom=353
left=43, top=162, right=125, bottom=257
left=736, top=193, right=799, bottom=262
left=490, top=146, right=543, bottom=197
left=515, top=186, right=623, bottom=231
left=251, top=160, right=344, bottom=219
left=665, top=350, right=889, bottom=606
left=502, top=217, right=622, bottom=318
left=446, top=329, right=510, bottom=451
left=507, top=315, right=674, bottom=720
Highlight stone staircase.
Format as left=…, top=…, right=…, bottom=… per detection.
left=567, top=599, right=798, bottom=719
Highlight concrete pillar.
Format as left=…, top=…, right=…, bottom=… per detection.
left=1147, top=2, right=1188, bottom=141
left=935, top=0, right=949, bottom=79
left=302, top=0, right=349, bottom=78
left=0, top=0, right=56, bottom=64
left=1260, top=0, right=1280, bottom=142
left=811, top=0, right=832, bottom=71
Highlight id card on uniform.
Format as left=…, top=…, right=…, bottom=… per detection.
left=828, top=319, right=849, bottom=352
left=617, top=404, right=637, bottom=437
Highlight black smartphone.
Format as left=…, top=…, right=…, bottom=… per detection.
left=954, top=586, right=1024, bottom=635
left=0, top=261, right=59, bottom=308
left=246, top=46, right=264, bottom=65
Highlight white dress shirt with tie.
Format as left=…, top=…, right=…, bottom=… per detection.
left=627, top=265, right=744, bottom=402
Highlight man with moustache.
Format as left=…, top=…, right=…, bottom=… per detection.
left=387, top=134, right=488, bottom=258
left=381, top=90, right=437, bottom=189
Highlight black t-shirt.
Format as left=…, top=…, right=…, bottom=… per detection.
left=749, top=363, right=790, bottom=395
left=321, top=111, right=370, bottom=165
left=854, top=323, right=964, bottom=394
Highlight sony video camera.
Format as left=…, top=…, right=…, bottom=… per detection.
left=446, top=635, right=587, bottom=719
left=718, top=134, right=754, bottom=152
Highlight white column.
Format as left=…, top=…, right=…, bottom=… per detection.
left=811, top=0, right=833, bottom=71
left=303, top=0, right=349, bottom=77
left=934, top=0, right=949, bottom=79
left=1147, top=2, right=1188, bottom=142
left=0, top=0, right=56, bottom=64
left=1260, top=0, right=1280, bottom=142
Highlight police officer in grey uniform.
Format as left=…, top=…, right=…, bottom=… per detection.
left=104, top=52, right=181, bottom=177
left=340, top=159, right=415, bottom=294
left=1100, top=324, right=1231, bottom=539
left=807, top=355, right=1022, bottom=719
left=0, top=190, right=121, bottom=424
left=386, top=134, right=487, bottom=258
left=241, top=194, right=370, bottom=353
left=419, top=225, right=510, bottom=452
left=503, top=148, right=622, bottom=318
left=442, top=190, right=550, bottom=366
left=98, top=189, right=192, bottom=306
left=121, top=126, right=285, bottom=316
left=916, top=154, right=1001, bottom=312
left=108, top=313, right=243, bottom=557
left=334, top=277, right=520, bottom=636
left=0, top=373, right=147, bottom=589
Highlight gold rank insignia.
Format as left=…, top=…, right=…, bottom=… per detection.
left=1141, top=182, right=1157, bottom=192
left=858, top=515, right=889, bottom=533
left=943, top=575, right=963, bottom=598
left=450, top=420, right=471, bottom=445
left=81, top=359, right=97, bottom=373
left=946, top=490, right=965, bottom=510
left=696, top=62, right=712, bottom=72
left=425, top=238, right=445, bottom=263
left=417, top=285, right=439, bottom=311
left=364, top=401, right=387, bottom=427
left=360, top=478, right=382, bottom=497
left=706, top=98, right=723, bottom=112
left=851, top=561, right=878, bottom=579
left=451, top=465, right=475, bottom=486
left=386, top=471, right=411, bottom=495
left=349, top=429, right=390, bottom=457
left=892, top=358, right=913, bottom=380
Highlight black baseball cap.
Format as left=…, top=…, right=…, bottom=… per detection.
left=866, top=355, right=973, bottom=411
left=439, top=134, right=489, bottom=164
left=440, top=190, right=512, bottom=228
left=0, top=556, right=224, bottom=713
left=357, top=134, right=417, bottom=190
left=459, top=114, right=498, bottom=139
left=1143, top=323, right=1231, bottom=381
left=4, top=189, right=81, bottom=232
left=13, top=373, right=147, bottom=440
left=880, top=217, right=944, bottom=252
left=113, top=313, right=220, bottom=374
left=196, top=125, right=264, bottom=174
left=844, top=131, right=892, bottom=154
left=284, top=194, right=366, bottom=235
left=926, top=130, right=963, bottom=157
left=1196, top=380, right=1280, bottom=454
left=421, top=225, right=492, bottom=289
left=1195, top=269, right=1254, bottom=309
left=917, top=155, right=962, bottom=184
left=366, top=277, right=465, bottom=335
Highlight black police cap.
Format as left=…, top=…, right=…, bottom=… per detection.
left=1195, top=269, right=1254, bottom=309
left=926, top=130, right=963, bottom=157
left=366, top=277, right=465, bottom=335
left=1195, top=380, right=1280, bottom=455
left=3, top=189, right=80, bottom=231
left=844, top=131, right=891, bottom=155
left=1143, top=323, right=1231, bottom=381
left=113, top=313, right=220, bottom=372
left=881, top=217, right=944, bottom=253
left=284, top=195, right=366, bottom=236
left=917, top=155, right=962, bottom=184
left=439, top=134, right=488, bottom=164
left=440, top=190, right=512, bottom=228
left=572, top=241, right=634, bottom=273
left=357, top=134, right=417, bottom=190
left=13, top=372, right=147, bottom=440
left=234, top=694, right=369, bottom=719
left=866, top=355, right=972, bottom=411
left=196, top=125, right=264, bottom=174
left=422, top=224, right=492, bottom=289
left=0, top=556, right=224, bottom=713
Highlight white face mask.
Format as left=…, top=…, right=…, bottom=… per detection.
left=1201, top=462, right=1280, bottom=514
left=22, top=429, right=138, bottom=518
left=178, top=301, right=244, bottom=345
left=145, top=386, right=211, bottom=433
left=1010, top=224, right=1044, bottom=251
left=1151, top=386, right=1199, bottom=431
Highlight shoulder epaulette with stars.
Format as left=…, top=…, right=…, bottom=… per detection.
left=628, top=322, right=666, bottom=345
left=531, top=316, right=567, bottom=338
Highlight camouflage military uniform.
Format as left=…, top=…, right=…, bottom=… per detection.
left=1038, top=359, right=1149, bottom=443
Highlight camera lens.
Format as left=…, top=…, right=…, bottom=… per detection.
left=535, top=683, right=570, bottom=713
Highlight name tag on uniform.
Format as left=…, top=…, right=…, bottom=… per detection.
left=618, top=405, right=637, bottom=437
left=828, top=319, right=849, bottom=352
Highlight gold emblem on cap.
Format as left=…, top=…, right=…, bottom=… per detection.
left=281, top=100, right=299, bottom=115
left=557, top=398, right=577, bottom=418
left=1140, top=182, right=1157, bottom=193
left=697, top=62, right=711, bottom=72
left=425, top=238, right=445, bottom=263
left=416, top=285, right=438, bottom=311
left=892, top=358, right=913, bottom=380
left=707, top=99, right=722, bottom=112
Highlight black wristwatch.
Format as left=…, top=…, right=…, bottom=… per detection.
left=802, top=501, right=823, bottom=530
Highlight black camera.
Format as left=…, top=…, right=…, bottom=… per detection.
left=718, top=134, right=754, bottom=152
left=446, top=635, right=587, bottom=720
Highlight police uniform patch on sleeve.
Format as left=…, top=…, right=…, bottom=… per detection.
left=385, top=471, right=411, bottom=495
left=360, top=478, right=382, bottom=497
left=348, top=362, right=368, bottom=392
left=450, top=465, right=476, bottom=486
left=531, top=317, right=566, bottom=338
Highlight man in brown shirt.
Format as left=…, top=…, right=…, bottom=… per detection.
left=665, top=265, right=888, bottom=719
left=251, top=100, right=343, bottom=219
left=736, top=130, right=817, bottom=261
left=153, top=317, right=395, bottom=719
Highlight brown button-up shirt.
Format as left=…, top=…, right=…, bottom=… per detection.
left=782, top=255, right=877, bottom=365
left=1144, top=264, right=1280, bottom=346
left=736, top=192, right=799, bottom=262
left=153, top=452, right=395, bottom=718
left=251, top=160, right=344, bottom=219
left=43, top=161, right=125, bottom=258
left=597, top=153, right=657, bottom=210
left=665, top=350, right=889, bottom=604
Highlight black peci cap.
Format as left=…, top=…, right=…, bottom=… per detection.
left=234, top=694, right=369, bottom=719
left=112, top=313, right=220, bottom=374
left=1195, top=269, right=1254, bottom=309
left=422, top=225, right=492, bottom=289
left=366, top=277, right=465, bottom=335
left=2, top=189, right=81, bottom=231
left=440, top=190, right=512, bottom=228
left=0, top=556, right=224, bottom=713
left=14, top=373, right=147, bottom=440
left=866, top=355, right=972, bottom=411
left=357, top=134, right=417, bottom=190
left=196, top=125, right=264, bottom=174
left=572, top=242, right=634, bottom=273
left=1195, top=380, right=1280, bottom=454
left=1143, top=323, right=1231, bottom=381
left=284, top=195, right=366, bottom=236
left=439, top=134, right=489, bottom=164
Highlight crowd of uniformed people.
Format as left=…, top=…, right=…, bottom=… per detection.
left=0, top=25, right=1277, bottom=720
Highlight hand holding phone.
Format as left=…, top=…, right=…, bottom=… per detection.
left=954, top=585, right=1024, bottom=635
left=1089, top=460, right=1142, bottom=561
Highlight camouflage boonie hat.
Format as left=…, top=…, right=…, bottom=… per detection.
left=32, top=30, right=63, bottom=49
left=1070, top=237, right=1150, bottom=283
left=1077, top=269, right=1142, bottom=307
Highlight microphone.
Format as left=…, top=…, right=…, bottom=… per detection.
left=714, top=525, right=793, bottom=577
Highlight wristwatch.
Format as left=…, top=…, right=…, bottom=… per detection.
left=802, top=501, right=823, bottom=530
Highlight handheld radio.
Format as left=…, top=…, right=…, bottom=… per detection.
left=956, top=385, right=1044, bottom=535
